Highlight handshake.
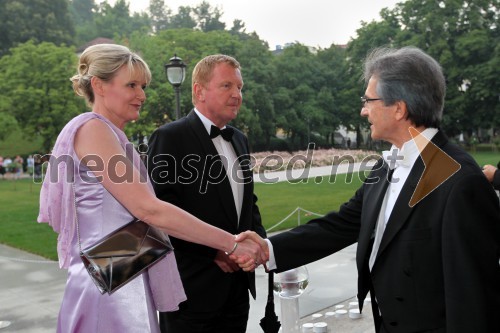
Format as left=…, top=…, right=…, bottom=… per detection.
left=215, top=231, right=271, bottom=273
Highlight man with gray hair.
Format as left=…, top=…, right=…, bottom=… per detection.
left=238, top=47, right=500, bottom=332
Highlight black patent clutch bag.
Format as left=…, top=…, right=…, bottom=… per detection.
left=79, top=219, right=173, bottom=295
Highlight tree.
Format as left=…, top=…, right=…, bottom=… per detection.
left=316, top=46, right=353, bottom=145
left=232, top=36, right=276, bottom=150
left=272, top=44, right=330, bottom=149
left=93, top=0, right=151, bottom=40
left=0, top=41, right=85, bottom=151
left=169, top=6, right=197, bottom=29
left=0, top=113, right=19, bottom=141
left=347, top=0, right=499, bottom=139
left=148, top=0, right=171, bottom=32
left=192, top=1, right=226, bottom=32
left=69, top=0, right=98, bottom=45
left=127, top=27, right=241, bottom=120
left=0, top=0, right=75, bottom=56
left=69, top=0, right=96, bottom=25
left=125, top=28, right=278, bottom=150
left=229, top=19, right=247, bottom=36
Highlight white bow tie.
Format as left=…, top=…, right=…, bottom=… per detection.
left=382, top=148, right=411, bottom=169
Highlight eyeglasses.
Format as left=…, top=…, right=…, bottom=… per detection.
left=361, top=96, right=383, bottom=106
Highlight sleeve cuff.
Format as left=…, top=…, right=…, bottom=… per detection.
left=265, top=239, right=277, bottom=270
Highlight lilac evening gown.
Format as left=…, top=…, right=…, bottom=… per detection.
left=41, top=113, right=186, bottom=333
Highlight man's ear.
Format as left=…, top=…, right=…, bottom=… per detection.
left=193, top=82, right=205, bottom=102
left=394, top=100, right=408, bottom=121
left=91, top=76, right=104, bottom=96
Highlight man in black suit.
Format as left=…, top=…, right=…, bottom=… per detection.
left=237, top=47, right=500, bottom=332
left=147, top=54, right=266, bottom=333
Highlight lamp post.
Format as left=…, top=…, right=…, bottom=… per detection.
left=165, top=54, right=187, bottom=120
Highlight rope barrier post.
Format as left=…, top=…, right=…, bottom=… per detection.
left=298, top=207, right=301, bottom=226
left=265, top=207, right=323, bottom=233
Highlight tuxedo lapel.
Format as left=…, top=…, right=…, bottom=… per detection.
left=186, top=111, right=238, bottom=224
left=375, top=160, right=423, bottom=261
left=375, top=131, right=450, bottom=262
left=229, top=128, right=244, bottom=158
left=356, top=164, right=394, bottom=302
left=357, top=165, right=393, bottom=266
left=187, top=111, right=219, bottom=156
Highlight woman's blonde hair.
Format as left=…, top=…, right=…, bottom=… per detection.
left=70, top=44, right=151, bottom=106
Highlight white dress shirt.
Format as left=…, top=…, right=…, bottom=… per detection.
left=194, top=109, right=243, bottom=224
left=266, top=128, right=438, bottom=271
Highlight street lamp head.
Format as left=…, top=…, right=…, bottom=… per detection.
left=165, top=54, right=186, bottom=87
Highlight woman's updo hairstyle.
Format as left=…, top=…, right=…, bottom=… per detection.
left=70, top=44, right=151, bottom=106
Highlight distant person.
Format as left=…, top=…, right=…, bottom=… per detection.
left=3, top=156, right=12, bottom=178
left=34, top=155, right=43, bottom=179
left=483, top=162, right=500, bottom=190
left=237, top=46, right=500, bottom=333
left=37, top=44, right=262, bottom=333
left=26, top=155, right=35, bottom=176
left=0, top=156, right=5, bottom=179
left=13, top=155, right=23, bottom=179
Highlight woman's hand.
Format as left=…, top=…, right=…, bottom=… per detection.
left=229, top=231, right=269, bottom=272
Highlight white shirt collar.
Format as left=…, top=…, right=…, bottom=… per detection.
left=194, top=109, right=228, bottom=135
left=193, top=108, right=214, bottom=135
left=383, top=128, right=438, bottom=169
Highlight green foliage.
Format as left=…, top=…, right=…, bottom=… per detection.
left=271, top=44, right=336, bottom=148
left=70, top=0, right=152, bottom=46
left=69, top=0, right=96, bottom=26
left=0, top=0, right=497, bottom=154
left=0, top=113, right=19, bottom=141
left=0, top=0, right=75, bottom=56
left=169, top=6, right=197, bottom=30
left=349, top=0, right=500, bottom=137
left=0, top=41, right=85, bottom=151
left=192, top=0, right=226, bottom=32
left=93, top=0, right=151, bottom=41
left=0, top=130, right=43, bottom=157
left=148, top=0, right=172, bottom=32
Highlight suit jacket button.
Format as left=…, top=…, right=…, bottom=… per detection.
left=395, top=296, right=404, bottom=302
left=403, top=268, right=411, bottom=277
left=390, top=321, right=398, bottom=326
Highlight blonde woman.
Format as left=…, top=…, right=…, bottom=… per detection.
left=38, top=44, right=263, bottom=333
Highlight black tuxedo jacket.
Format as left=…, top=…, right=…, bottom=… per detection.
left=147, top=111, right=266, bottom=311
left=270, top=131, right=500, bottom=333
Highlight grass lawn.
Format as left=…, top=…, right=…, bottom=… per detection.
left=0, top=174, right=363, bottom=260
left=0, top=150, right=497, bottom=260
left=255, top=173, right=363, bottom=231
left=0, top=179, right=57, bottom=260
left=469, top=150, right=499, bottom=168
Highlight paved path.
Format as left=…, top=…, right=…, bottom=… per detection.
left=0, top=164, right=376, bottom=332
left=0, top=245, right=66, bottom=332
left=0, top=242, right=374, bottom=333
left=253, top=162, right=375, bottom=184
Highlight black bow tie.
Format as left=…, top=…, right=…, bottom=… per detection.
left=209, top=125, right=234, bottom=141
